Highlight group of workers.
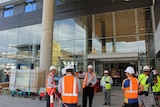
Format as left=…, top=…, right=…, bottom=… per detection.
left=45, top=64, right=160, bottom=107
left=122, top=65, right=160, bottom=107
left=46, top=64, right=97, bottom=107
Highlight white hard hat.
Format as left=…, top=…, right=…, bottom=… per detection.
left=143, top=65, right=150, bottom=71
left=61, top=68, right=66, bottom=75
left=87, top=65, right=93, bottom=69
left=65, top=65, right=74, bottom=70
left=104, top=70, right=109, bottom=74
left=124, top=66, right=135, bottom=74
left=49, top=66, right=57, bottom=71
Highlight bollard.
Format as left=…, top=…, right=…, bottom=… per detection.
left=50, top=91, right=54, bottom=107
left=50, top=94, right=54, bottom=107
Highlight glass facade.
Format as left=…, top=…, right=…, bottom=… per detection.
left=0, top=24, right=42, bottom=71
left=0, top=7, right=155, bottom=79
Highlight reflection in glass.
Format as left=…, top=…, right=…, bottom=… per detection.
left=54, top=19, right=75, bottom=41
left=95, top=13, right=113, bottom=37
left=116, top=36, right=138, bottom=53
left=0, top=24, right=41, bottom=70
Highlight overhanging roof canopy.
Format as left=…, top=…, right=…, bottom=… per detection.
left=87, top=52, right=138, bottom=62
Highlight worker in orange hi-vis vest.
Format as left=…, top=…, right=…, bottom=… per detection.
left=82, top=65, right=97, bottom=107
left=46, top=65, right=57, bottom=107
left=121, top=66, right=144, bottom=107
left=58, top=65, right=81, bottom=107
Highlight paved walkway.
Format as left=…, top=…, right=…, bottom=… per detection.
left=0, top=86, right=124, bottom=107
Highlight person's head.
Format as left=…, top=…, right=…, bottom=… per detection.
left=79, top=70, right=83, bottom=74
left=65, top=65, right=74, bottom=73
left=87, top=65, right=93, bottom=73
left=61, top=68, right=66, bottom=76
left=49, top=65, right=57, bottom=74
left=103, top=70, right=109, bottom=76
left=143, top=65, right=150, bottom=75
left=124, top=66, right=135, bottom=77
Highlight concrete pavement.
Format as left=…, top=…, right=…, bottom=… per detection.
left=0, top=86, right=124, bottom=107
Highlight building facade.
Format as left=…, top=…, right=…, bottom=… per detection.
left=0, top=0, right=160, bottom=81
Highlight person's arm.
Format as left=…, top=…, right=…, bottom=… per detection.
left=93, top=74, right=97, bottom=85
left=109, top=76, right=113, bottom=84
left=90, top=74, right=97, bottom=87
left=121, top=79, right=125, bottom=92
left=77, top=78, right=81, bottom=93
left=138, top=83, right=144, bottom=92
left=121, top=79, right=129, bottom=92
left=58, top=78, right=62, bottom=93
left=100, top=76, right=105, bottom=87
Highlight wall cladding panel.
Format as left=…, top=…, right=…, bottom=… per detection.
left=0, top=0, right=153, bottom=30
left=0, top=9, right=42, bottom=31
left=14, top=4, right=25, bottom=15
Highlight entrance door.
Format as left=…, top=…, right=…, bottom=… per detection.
left=95, top=61, right=138, bottom=86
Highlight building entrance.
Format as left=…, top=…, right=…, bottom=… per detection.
left=95, top=61, right=138, bottom=86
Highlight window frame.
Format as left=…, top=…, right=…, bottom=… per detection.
left=25, top=0, right=36, bottom=13
left=3, top=5, right=14, bottom=18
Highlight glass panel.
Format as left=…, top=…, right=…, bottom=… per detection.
left=116, top=36, right=138, bottom=53
left=0, top=31, right=7, bottom=48
left=139, top=35, right=146, bottom=53
left=137, top=8, right=147, bottom=34
left=92, top=38, right=101, bottom=54
left=25, top=0, right=36, bottom=13
left=18, top=26, right=31, bottom=45
left=137, top=8, right=153, bottom=34
left=75, top=39, right=86, bottom=55
left=95, top=13, right=113, bottom=37
left=105, top=38, right=114, bottom=53
left=29, top=24, right=42, bottom=65
left=6, top=29, right=18, bottom=60
left=54, top=19, right=75, bottom=41
left=56, top=40, right=75, bottom=61
left=116, top=9, right=136, bottom=36
left=90, top=37, right=114, bottom=54
left=4, top=5, right=14, bottom=17
left=0, top=29, right=17, bottom=70
left=75, top=17, right=86, bottom=39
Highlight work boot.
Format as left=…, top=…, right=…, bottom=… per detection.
left=103, top=102, right=107, bottom=105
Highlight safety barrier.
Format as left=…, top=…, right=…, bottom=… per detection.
left=50, top=91, right=68, bottom=107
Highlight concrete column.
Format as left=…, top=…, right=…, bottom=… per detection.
left=40, top=0, right=55, bottom=83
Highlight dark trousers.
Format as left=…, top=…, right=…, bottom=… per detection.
left=46, top=92, right=50, bottom=107
left=82, top=87, right=94, bottom=107
left=46, top=92, right=55, bottom=107
left=124, top=102, right=139, bottom=107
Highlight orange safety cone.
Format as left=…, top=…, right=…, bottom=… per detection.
left=50, top=91, right=54, bottom=107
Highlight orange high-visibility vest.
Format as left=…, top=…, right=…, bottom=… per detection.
left=61, top=76, right=78, bottom=104
left=46, top=73, right=56, bottom=95
left=82, top=72, right=95, bottom=88
left=124, top=77, right=139, bottom=99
